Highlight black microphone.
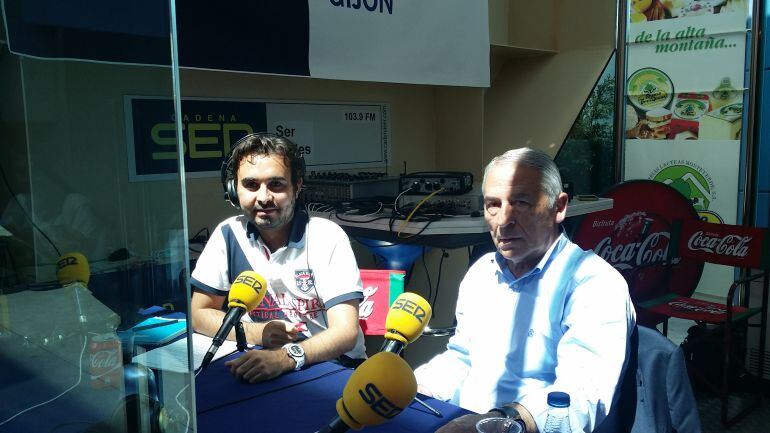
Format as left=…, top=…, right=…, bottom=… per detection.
left=200, top=271, right=267, bottom=369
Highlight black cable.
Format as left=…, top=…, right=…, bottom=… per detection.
left=421, top=247, right=433, bottom=311
left=432, top=249, right=448, bottom=317
left=389, top=220, right=435, bottom=245
left=190, top=227, right=210, bottom=243
left=0, top=162, right=61, bottom=256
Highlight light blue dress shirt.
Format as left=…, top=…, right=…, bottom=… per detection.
left=415, top=234, right=635, bottom=432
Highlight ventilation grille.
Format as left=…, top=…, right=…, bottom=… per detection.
left=748, top=348, right=770, bottom=380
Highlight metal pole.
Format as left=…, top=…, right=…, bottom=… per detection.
left=613, top=0, right=628, bottom=183
left=742, top=0, right=764, bottom=227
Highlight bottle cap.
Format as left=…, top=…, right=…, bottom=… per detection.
left=547, top=391, right=570, bottom=408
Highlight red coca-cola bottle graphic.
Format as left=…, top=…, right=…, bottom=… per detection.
left=89, top=333, right=122, bottom=389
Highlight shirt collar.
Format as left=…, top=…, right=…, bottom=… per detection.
left=494, top=229, right=569, bottom=283
left=245, top=208, right=309, bottom=249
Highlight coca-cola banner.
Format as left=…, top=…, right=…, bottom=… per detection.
left=678, top=219, right=770, bottom=269
left=572, top=180, right=703, bottom=327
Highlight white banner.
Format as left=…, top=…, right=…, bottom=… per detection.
left=309, top=0, right=489, bottom=87
left=624, top=139, right=739, bottom=224
left=624, top=139, right=740, bottom=297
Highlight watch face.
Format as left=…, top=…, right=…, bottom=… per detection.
left=288, top=344, right=304, bottom=357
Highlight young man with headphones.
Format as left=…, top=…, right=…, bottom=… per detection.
left=190, top=133, right=366, bottom=383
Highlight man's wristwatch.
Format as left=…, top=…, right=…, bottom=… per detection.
left=488, top=404, right=524, bottom=427
left=283, top=343, right=305, bottom=371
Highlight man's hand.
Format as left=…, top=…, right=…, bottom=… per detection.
left=225, top=349, right=293, bottom=383
left=261, top=320, right=298, bottom=348
left=435, top=413, right=491, bottom=433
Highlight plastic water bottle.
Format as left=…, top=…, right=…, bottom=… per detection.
left=543, top=391, right=571, bottom=433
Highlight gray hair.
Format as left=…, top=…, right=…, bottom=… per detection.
left=482, top=147, right=563, bottom=207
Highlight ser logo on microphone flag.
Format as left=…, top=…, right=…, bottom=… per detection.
left=358, top=383, right=404, bottom=420
left=57, top=256, right=80, bottom=268
left=234, top=273, right=265, bottom=291
left=391, top=298, right=427, bottom=325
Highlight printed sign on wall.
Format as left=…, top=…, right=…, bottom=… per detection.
left=124, top=96, right=390, bottom=182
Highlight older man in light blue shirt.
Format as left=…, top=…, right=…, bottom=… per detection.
left=415, top=148, right=635, bottom=433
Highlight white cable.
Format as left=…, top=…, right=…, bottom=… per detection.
left=0, top=335, right=88, bottom=427
left=171, top=367, right=202, bottom=432
left=359, top=202, right=383, bottom=216
left=393, top=187, right=414, bottom=214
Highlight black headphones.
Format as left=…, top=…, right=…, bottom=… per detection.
left=220, top=132, right=306, bottom=209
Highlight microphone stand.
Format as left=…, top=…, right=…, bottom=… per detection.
left=382, top=339, right=442, bottom=418
left=235, top=322, right=248, bottom=352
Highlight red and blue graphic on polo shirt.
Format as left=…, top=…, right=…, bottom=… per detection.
left=295, top=269, right=317, bottom=293
left=248, top=291, right=324, bottom=323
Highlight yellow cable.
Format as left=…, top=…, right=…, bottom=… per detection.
left=397, top=188, right=445, bottom=238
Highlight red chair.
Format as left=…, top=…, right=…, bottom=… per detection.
left=638, top=219, right=770, bottom=428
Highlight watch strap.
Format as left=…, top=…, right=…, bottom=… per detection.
left=489, top=403, right=537, bottom=433
left=489, top=405, right=521, bottom=421
left=283, top=343, right=305, bottom=371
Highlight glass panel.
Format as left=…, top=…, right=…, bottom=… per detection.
left=556, top=52, right=617, bottom=196
left=0, top=2, right=193, bottom=432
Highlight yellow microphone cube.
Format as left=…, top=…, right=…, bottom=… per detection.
left=384, top=292, right=432, bottom=344
left=228, top=271, right=268, bottom=310
left=56, top=252, right=90, bottom=285
left=338, top=352, right=417, bottom=428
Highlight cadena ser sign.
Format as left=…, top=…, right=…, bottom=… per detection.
left=124, top=96, right=390, bottom=182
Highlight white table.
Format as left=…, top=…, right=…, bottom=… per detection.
left=310, top=197, right=613, bottom=249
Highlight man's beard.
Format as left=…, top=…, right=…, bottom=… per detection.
left=245, top=198, right=296, bottom=230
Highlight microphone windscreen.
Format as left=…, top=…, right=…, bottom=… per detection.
left=384, top=292, right=432, bottom=345
left=56, top=252, right=90, bottom=285
left=336, top=352, right=417, bottom=429
left=228, top=271, right=268, bottom=311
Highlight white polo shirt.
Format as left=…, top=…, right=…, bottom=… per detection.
left=191, top=210, right=366, bottom=360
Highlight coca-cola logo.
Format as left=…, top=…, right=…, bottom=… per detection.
left=572, top=181, right=706, bottom=322
left=687, top=231, right=752, bottom=258
left=90, top=350, right=119, bottom=369
left=668, top=300, right=725, bottom=316
left=359, top=285, right=379, bottom=319
left=594, top=231, right=672, bottom=271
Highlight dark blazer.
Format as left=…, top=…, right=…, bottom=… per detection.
left=596, top=325, right=702, bottom=433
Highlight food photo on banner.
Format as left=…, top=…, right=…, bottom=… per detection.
left=625, top=0, right=747, bottom=142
